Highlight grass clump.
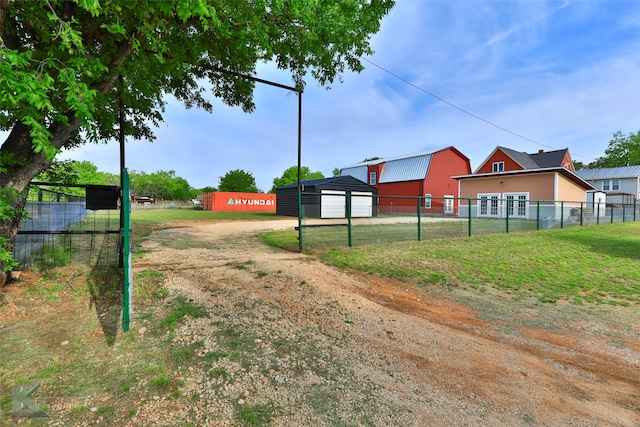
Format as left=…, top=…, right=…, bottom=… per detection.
left=235, top=400, right=282, bottom=427
left=160, top=296, right=207, bottom=330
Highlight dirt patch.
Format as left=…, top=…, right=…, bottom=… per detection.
left=2, top=219, right=639, bottom=426
left=133, top=220, right=640, bottom=426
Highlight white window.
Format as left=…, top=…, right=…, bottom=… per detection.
left=603, top=179, right=619, bottom=191
left=369, top=172, right=376, bottom=185
left=478, top=193, right=500, bottom=217
left=504, top=192, right=529, bottom=218
left=444, top=195, right=454, bottom=214
left=492, top=162, right=504, bottom=172
left=424, top=194, right=432, bottom=209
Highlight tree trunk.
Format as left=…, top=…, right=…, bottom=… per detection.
left=0, top=119, right=81, bottom=286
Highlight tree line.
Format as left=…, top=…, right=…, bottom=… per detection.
left=33, top=161, right=329, bottom=200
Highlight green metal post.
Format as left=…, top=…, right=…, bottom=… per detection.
left=611, top=203, right=614, bottom=223
left=580, top=202, right=584, bottom=226
left=347, top=193, right=352, bottom=247
left=560, top=201, right=564, bottom=229
left=297, top=189, right=303, bottom=253
left=597, top=202, right=600, bottom=224
left=623, top=203, right=626, bottom=222
left=506, top=199, right=509, bottom=233
left=536, top=201, right=540, bottom=230
left=122, top=168, right=132, bottom=332
left=468, top=198, right=472, bottom=237
left=417, top=196, right=422, bottom=241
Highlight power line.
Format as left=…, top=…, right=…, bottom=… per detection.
left=361, top=57, right=597, bottom=160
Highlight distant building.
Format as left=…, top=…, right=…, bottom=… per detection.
left=340, top=146, right=471, bottom=214
left=574, top=166, right=640, bottom=205
left=276, top=176, right=377, bottom=219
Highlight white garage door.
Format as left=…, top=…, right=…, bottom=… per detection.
left=351, top=191, right=373, bottom=217
left=321, top=190, right=346, bottom=218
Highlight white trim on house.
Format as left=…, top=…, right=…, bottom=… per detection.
left=478, top=193, right=501, bottom=217
left=504, top=192, right=529, bottom=218
left=444, top=195, right=455, bottom=214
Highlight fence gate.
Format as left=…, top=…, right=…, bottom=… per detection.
left=14, top=182, right=121, bottom=270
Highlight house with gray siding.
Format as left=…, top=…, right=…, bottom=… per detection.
left=574, top=166, right=640, bottom=204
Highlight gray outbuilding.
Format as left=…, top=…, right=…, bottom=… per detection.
left=276, top=176, right=378, bottom=218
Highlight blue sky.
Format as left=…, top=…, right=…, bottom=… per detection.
left=57, top=0, right=640, bottom=192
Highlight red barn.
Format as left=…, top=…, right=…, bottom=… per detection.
left=340, top=146, right=471, bottom=214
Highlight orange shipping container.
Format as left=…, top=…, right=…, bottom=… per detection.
left=202, top=192, right=276, bottom=212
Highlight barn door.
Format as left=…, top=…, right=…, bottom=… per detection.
left=351, top=191, right=373, bottom=217
left=321, top=190, right=346, bottom=218
left=443, top=195, right=454, bottom=214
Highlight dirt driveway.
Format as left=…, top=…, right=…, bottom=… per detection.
left=135, top=219, right=640, bottom=426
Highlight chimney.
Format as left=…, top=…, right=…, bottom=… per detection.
left=538, top=149, right=544, bottom=153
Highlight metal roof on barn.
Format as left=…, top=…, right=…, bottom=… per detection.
left=340, top=151, right=434, bottom=183
left=379, top=154, right=431, bottom=183
left=574, top=166, right=640, bottom=180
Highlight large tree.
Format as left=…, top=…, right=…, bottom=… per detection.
left=130, top=170, right=193, bottom=200
left=591, top=131, right=640, bottom=169
left=218, top=169, right=258, bottom=193
left=0, top=0, right=394, bottom=284
left=271, top=165, right=324, bottom=193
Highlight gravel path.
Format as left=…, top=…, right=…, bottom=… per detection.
left=131, top=220, right=640, bottom=427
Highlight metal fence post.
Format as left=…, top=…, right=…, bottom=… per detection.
left=623, top=203, right=626, bottom=222
left=506, top=199, right=509, bottom=233
left=560, top=201, right=564, bottom=229
left=297, top=188, right=303, bottom=252
left=611, top=203, right=614, bottom=223
left=122, top=168, right=132, bottom=333
left=580, top=202, right=584, bottom=226
left=417, top=196, right=422, bottom=241
left=597, top=202, right=600, bottom=224
left=468, top=198, right=472, bottom=237
left=536, top=201, right=540, bottom=230
left=347, top=193, right=352, bottom=247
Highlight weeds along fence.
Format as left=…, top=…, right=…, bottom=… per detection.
left=13, top=182, right=121, bottom=270
left=297, top=193, right=639, bottom=250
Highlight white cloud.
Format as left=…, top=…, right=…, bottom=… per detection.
left=9, top=1, right=640, bottom=192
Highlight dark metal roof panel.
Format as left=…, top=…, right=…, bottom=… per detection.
left=529, top=149, right=568, bottom=168
left=498, top=147, right=539, bottom=169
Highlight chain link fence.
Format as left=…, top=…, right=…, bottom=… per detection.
left=297, top=193, right=639, bottom=250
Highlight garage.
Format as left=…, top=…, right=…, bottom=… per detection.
left=276, top=176, right=378, bottom=219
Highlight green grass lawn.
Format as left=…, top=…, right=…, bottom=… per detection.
left=264, top=222, right=640, bottom=305
left=131, top=208, right=280, bottom=223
